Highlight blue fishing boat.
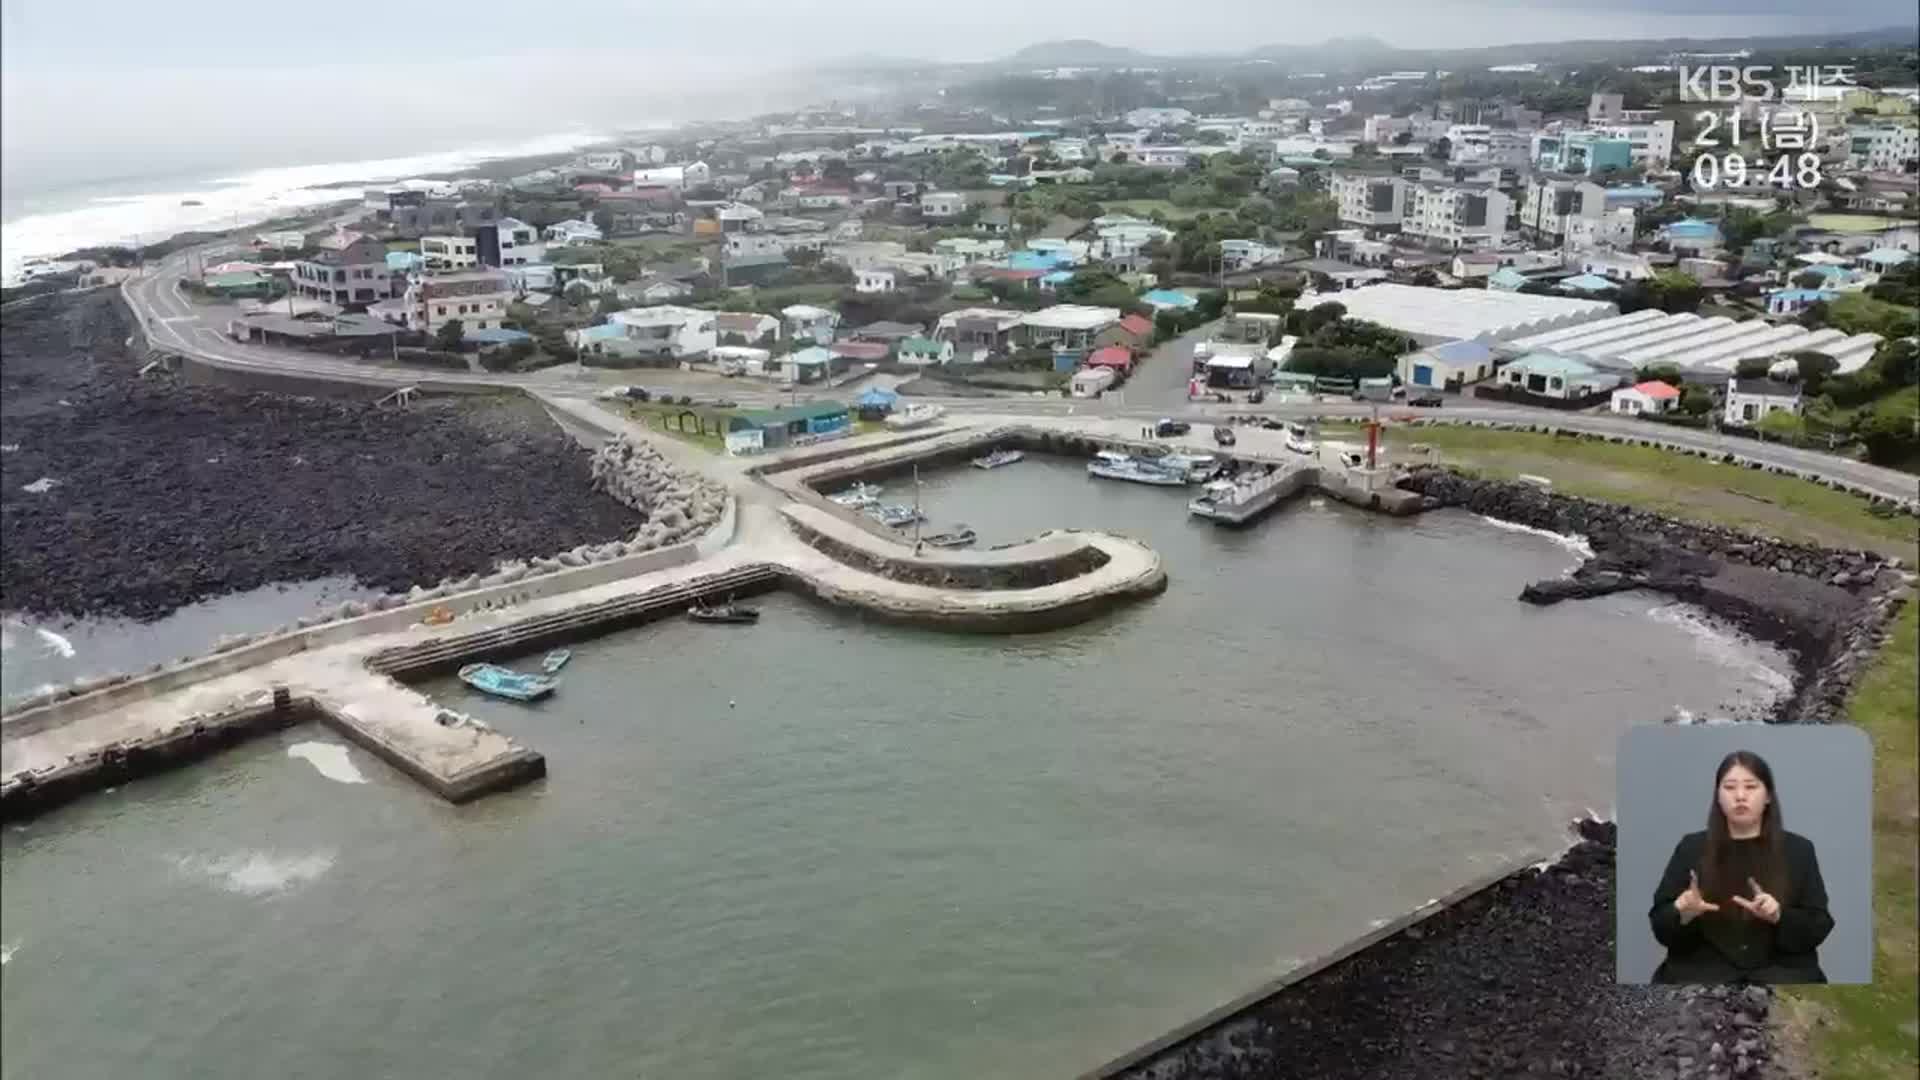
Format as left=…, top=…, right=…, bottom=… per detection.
left=458, top=663, right=559, bottom=702
left=541, top=649, right=572, bottom=674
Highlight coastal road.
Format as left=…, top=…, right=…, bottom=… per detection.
left=121, top=253, right=1920, bottom=505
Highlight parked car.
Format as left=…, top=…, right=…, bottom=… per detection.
left=1155, top=418, right=1191, bottom=437
left=1213, top=426, right=1237, bottom=447
left=1247, top=388, right=1265, bottom=404
left=1409, top=392, right=1444, bottom=407
left=711, top=399, right=738, bottom=409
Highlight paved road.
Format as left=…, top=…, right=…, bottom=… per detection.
left=120, top=252, right=1920, bottom=505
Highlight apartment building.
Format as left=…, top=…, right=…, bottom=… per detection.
left=1520, top=177, right=1605, bottom=245
left=1533, top=130, right=1634, bottom=176
left=1590, top=119, right=1675, bottom=168
left=495, top=217, right=544, bottom=266
left=1401, top=183, right=1511, bottom=250
left=1330, top=172, right=1408, bottom=232
left=289, top=239, right=393, bottom=306
left=420, top=234, right=478, bottom=272
left=1846, top=123, right=1920, bottom=172
left=404, top=269, right=512, bottom=334
left=1363, top=115, right=1414, bottom=145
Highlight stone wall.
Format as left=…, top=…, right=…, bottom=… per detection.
left=784, top=517, right=1112, bottom=591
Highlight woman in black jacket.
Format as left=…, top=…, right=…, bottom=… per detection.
left=1649, top=750, right=1834, bottom=984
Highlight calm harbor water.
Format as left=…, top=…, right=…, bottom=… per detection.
left=1, top=455, right=1793, bottom=1079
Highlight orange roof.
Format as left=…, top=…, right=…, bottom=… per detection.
left=1088, top=346, right=1133, bottom=370
left=1118, top=313, right=1153, bottom=336
left=1629, top=380, right=1682, bottom=399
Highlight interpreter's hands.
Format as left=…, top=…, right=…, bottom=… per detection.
left=1674, top=870, right=1721, bottom=923
left=1729, top=877, right=1781, bottom=924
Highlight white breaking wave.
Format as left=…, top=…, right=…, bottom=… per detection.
left=287, top=742, right=369, bottom=785
left=175, top=850, right=335, bottom=897
left=1474, top=514, right=1594, bottom=561
left=1646, top=603, right=1795, bottom=696
left=34, top=627, right=74, bottom=659
left=0, top=942, right=16, bottom=966
left=2, top=130, right=608, bottom=283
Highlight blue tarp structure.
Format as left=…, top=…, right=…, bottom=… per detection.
left=855, top=386, right=899, bottom=409
left=464, top=328, right=534, bottom=345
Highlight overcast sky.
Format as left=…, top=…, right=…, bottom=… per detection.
left=3, top=0, right=1913, bottom=193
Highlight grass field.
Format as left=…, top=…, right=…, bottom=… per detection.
left=1102, top=199, right=1219, bottom=222
left=1344, top=419, right=1916, bottom=1078
left=1807, top=212, right=1912, bottom=235
left=1343, top=422, right=1918, bottom=558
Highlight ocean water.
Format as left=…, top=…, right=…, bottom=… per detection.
left=0, top=457, right=1798, bottom=1079
left=0, top=131, right=611, bottom=284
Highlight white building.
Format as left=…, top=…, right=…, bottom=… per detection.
left=1019, top=305, right=1122, bottom=350
left=405, top=270, right=513, bottom=335
left=1401, top=184, right=1511, bottom=250
left=420, top=234, right=478, bottom=271
left=1219, top=239, right=1284, bottom=272
left=1610, top=379, right=1682, bottom=415
left=1125, top=107, right=1194, bottom=129
left=1444, top=124, right=1494, bottom=163
left=1398, top=338, right=1498, bottom=390
left=1135, top=146, right=1190, bottom=169
left=1590, top=119, right=1676, bottom=168
left=608, top=305, right=718, bottom=359
left=1496, top=353, right=1624, bottom=400
left=1362, top=115, right=1414, bottom=145
left=1574, top=250, right=1654, bottom=282
left=495, top=217, right=544, bottom=266
left=1565, top=209, right=1637, bottom=253
left=543, top=218, right=603, bottom=246
left=781, top=304, right=839, bottom=345
left=632, top=161, right=711, bottom=190
left=857, top=268, right=897, bottom=294
left=1330, top=173, right=1407, bottom=230
left=1723, top=379, right=1802, bottom=427
left=920, top=191, right=967, bottom=219
left=1846, top=124, right=1920, bottom=172
left=1292, top=283, right=1615, bottom=346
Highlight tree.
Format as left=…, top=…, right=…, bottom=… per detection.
left=590, top=207, right=614, bottom=236
left=1411, top=269, right=1440, bottom=287
left=1679, top=385, right=1714, bottom=416
left=1792, top=270, right=1828, bottom=290
left=435, top=319, right=465, bottom=351
left=1755, top=409, right=1805, bottom=442
left=1791, top=352, right=1839, bottom=398
left=1734, top=356, right=1774, bottom=381
left=1796, top=300, right=1829, bottom=329
left=1427, top=137, right=1451, bottom=161
left=1392, top=130, right=1414, bottom=146
left=1635, top=363, right=1684, bottom=387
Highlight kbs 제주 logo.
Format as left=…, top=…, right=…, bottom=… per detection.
left=1681, top=64, right=1852, bottom=190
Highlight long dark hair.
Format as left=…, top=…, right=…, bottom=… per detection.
left=1699, top=750, right=1789, bottom=907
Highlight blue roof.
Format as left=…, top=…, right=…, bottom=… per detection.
left=1142, top=289, right=1197, bottom=308
left=1427, top=339, right=1495, bottom=364
left=465, top=328, right=533, bottom=344
left=1861, top=247, right=1914, bottom=266
left=1800, top=264, right=1849, bottom=280
left=1603, top=185, right=1664, bottom=202
left=1488, top=267, right=1529, bottom=289
left=386, top=251, right=422, bottom=270
left=856, top=386, right=899, bottom=406
left=576, top=323, right=627, bottom=342
left=1666, top=218, right=1723, bottom=239
left=1558, top=273, right=1619, bottom=292
left=1041, top=270, right=1076, bottom=285
left=1009, top=250, right=1072, bottom=272
left=1506, top=352, right=1600, bottom=377
left=1772, top=288, right=1838, bottom=302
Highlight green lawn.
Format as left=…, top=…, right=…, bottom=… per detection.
left=1103, top=199, right=1218, bottom=222
left=1780, top=602, right=1917, bottom=1080
left=1808, top=212, right=1913, bottom=235
left=1343, top=419, right=1917, bottom=1079
left=1346, top=422, right=1918, bottom=557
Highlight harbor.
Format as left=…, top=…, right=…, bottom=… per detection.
left=1, top=442, right=1804, bottom=1080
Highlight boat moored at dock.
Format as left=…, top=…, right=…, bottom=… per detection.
left=885, top=404, right=945, bottom=431
left=1186, top=465, right=1306, bottom=526
left=971, top=449, right=1025, bottom=470
left=922, top=526, right=977, bottom=548
left=1087, top=450, right=1190, bottom=487
left=458, top=663, right=560, bottom=702
left=867, top=503, right=927, bottom=528
left=828, top=482, right=884, bottom=509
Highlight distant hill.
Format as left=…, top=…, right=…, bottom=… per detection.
left=1001, top=39, right=1151, bottom=66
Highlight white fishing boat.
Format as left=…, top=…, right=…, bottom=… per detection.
left=1284, top=422, right=1317, bottom=456
left=1187, top=466, right=1301, bottom=525
left=1159, top=450, right=1222, bottom=482
left=1086, top=450, right=1189, bottom=487
left=867, top=503, right=926, bottom=528
left=828, top=482, right=883, bottom=508
left=971, top=449, right=1025, bottom=470
left=885, top=403, right=945, bottom=431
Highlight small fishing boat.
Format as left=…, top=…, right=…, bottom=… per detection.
left=1284, top=422, right=1317, bottom=456
left=885, top=403, right=945, bottom=431
left=457, top=663, right=558, bottom=702
left=540, top=649, right=572, bottom=674
left=1086, top=450, right=1188, bottom=487
left=922, top=526, right=977, bottom=548
left=828, top=482, right=883, bottom=509
left=688, top=601, right=760, bottom=624
left=867, top=503, right=926, bottom=528
left=971, top=449, right=1025, bottom=470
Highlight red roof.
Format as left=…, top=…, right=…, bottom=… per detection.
left=1087, top=346, right=1133, bottom=371
left=1628, top=380, right=1682, bottom=399
left=1118, top=314, right=1153, bottom=337
left=831, top=341, right=891, bottom=361
left=986, top=268, right=1046, bottom=281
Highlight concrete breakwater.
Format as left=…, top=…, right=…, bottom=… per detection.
left=1087, top=821, right=1781, bottom=1080
left=1397, top=467, right=1910, bottom=724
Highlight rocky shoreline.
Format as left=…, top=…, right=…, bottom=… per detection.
left=1113, top=820, right=1791, bottom=1080
left=1397, top=467, right=1911, bottom=724
left=0, top=291, right=711, bottom=625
